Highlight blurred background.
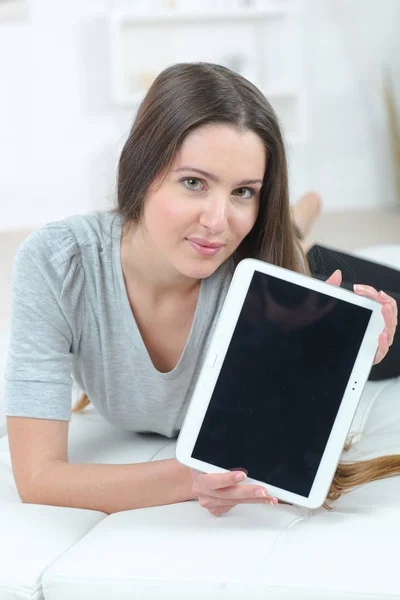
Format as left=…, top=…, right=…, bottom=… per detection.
left=0, top=0, right=399, bottom=318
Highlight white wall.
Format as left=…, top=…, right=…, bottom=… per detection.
left=289, top=0, right=400, bottom=210
left=0, top=0, right=399, bottom=232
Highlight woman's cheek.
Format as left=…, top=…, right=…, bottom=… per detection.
left=162, top=194, right=197, bottom=224
left=236, top=204, right=259, bottom=238
left=146, top=189, right=182, bottom=224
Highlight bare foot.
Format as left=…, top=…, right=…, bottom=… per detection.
left=292, top=191, right=323, bottom=240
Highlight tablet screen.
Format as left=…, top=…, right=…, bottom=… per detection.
left=192, top=270, right=373, bottom=497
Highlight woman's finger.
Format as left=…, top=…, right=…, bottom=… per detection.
left=354, top=285, right=397, bottom=348
left=208, top=493, right=280, bottom=516
left=353, top=284, right=379, bottom=298
left=191, top=470, right=247, bottom=496
left=381, top=302, right=395, bottom=346
left=377, top=292, right=397, bottom=346
left=325, top=269, right=342, bottom=287
left=373, top=331, right=389, bottom=365
left=208, top=506, right=235, bottom=516
left=213, top=484, right=273, bottom=501
left=378, top=290, right=398, bottom=323
left=199, top=496, right=275, bottom=510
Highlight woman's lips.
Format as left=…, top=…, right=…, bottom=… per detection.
left=186, top=238, right=224, bottom=256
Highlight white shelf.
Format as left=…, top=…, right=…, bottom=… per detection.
left=110, top=7, right=289, bottom=24
left=109, top=3, right=306, bottom=143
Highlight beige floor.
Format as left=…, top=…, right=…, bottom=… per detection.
left=1, top=208, right=400, bottom=331
left=310, top=207, right=400, bottom=253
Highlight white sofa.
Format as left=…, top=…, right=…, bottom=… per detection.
left=1, top=245, right=399, bottom=600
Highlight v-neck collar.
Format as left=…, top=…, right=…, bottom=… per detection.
left=111, top=213, right=212, bottom=381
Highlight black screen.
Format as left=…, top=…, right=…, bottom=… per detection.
left=192, top=271, right=372, bottom=497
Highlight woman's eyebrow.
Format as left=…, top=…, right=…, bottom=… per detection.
left=173, top=166, right=263, bottom=186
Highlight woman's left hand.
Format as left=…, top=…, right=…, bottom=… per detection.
left=327, top=269, right=398, bottom=365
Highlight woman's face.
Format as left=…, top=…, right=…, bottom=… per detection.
left=141, top=123, right=267, bottom=280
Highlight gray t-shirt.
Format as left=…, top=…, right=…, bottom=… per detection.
left=4, top=210, right=232, bottom=438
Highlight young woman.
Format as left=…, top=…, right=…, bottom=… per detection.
left=5, top=63, right=398, bottom=517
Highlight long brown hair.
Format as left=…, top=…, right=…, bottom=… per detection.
left=72, top=62, right=400, bottom=508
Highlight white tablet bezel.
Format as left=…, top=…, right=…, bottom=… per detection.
left=176, top=258, right=385, bottom=509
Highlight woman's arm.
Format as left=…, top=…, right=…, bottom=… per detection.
left=7, top=416, right=195, bottom=514
left=30, top=459, right=196, bottom=514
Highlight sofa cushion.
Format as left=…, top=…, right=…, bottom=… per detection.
left=42, top=501, right=307, bottom=600
left=265, top=473, right=400, bottom=598
left=0, top=505, right=105, bottom=600
left=0, top=407, right=179, bottom=599
left=41, top=375, right=400, bottom=599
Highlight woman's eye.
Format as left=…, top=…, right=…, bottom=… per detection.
left=235, top=187, right=255, bottom=199
left=182, top=178, right=203, bottom=190
left=182, top=178, right=255, bottom=198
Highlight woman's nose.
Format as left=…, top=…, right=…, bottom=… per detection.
left=199, top=196, right=228, bottom=233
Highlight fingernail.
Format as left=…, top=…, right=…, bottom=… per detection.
left=230, top=467, right=248, bottom=475
left=234, top=473, right=246, bottom=482
left=354, top=284, right=367, bottom=293
left=380, top=290, right=390, bottom=302
left=256, top=489, right=267, bottom=498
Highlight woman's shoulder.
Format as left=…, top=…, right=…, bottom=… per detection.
left=16, top=209, right=119, bottom=274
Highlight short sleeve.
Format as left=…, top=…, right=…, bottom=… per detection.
left=4, top=226, right=83, bottom=421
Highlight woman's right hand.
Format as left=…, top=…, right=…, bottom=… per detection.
left=191, top=469, right=278, bottom=516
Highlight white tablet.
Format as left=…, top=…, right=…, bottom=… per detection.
left=176, top=258, right=385, bottom=509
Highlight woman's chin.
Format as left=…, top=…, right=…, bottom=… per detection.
left=179, top=259, right=222, bottom=280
